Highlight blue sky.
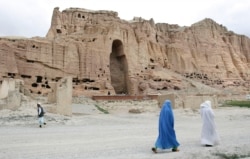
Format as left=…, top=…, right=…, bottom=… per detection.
left=0, top=0, right=250, bottom=38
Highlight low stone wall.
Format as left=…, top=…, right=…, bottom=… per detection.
left=92, top=95, right=158, bottom=101
left=184, top=95, right=218, bottom=109
left=92, top=94, right=177, bottom=109
left=157, top=94, right=175, bottom=108
left=92, top=94, right=218, bottom=110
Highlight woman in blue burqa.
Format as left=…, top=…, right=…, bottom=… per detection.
left=152, top=100, right=180, bottom=153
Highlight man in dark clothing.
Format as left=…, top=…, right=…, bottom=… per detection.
left=37, top=103, right=46, bottom=128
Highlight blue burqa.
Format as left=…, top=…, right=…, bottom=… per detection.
left=155, top=100, right=180, bottom=149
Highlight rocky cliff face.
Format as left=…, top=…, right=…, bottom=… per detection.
left=0, top=7, right=249, bottom=97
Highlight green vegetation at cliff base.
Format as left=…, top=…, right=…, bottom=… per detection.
left=94, top=104, right=109, bottom=114
left=223, top=100, right=250, bottom=108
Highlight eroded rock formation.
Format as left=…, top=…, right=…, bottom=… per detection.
left=0, top=7, right=249, bottom=97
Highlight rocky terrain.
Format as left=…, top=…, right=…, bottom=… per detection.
left=0, top=8, right=250, bottom=158
left=0, top=7, right=249, bottom=98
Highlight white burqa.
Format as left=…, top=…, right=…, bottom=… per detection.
left=200, top=100, right=220, bottom=146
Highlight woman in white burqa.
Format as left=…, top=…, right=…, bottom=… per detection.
left=200, top=100, right=220, bottom=146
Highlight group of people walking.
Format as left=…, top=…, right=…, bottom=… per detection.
left=152, top=99, right=220, bottom=153
left=36, top=99, right=220, bottom=152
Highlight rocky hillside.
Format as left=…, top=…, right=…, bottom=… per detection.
left=0, top=7, right=249, bottom=97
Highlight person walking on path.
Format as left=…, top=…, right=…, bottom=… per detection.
left=37, top=103, right=46, bottom=128
left=200, top=100, right=220, bottom=147
left=152, top=99, right=180, bottom=153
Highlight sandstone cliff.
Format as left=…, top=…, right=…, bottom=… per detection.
left=0, top=7, right=249, bottom=97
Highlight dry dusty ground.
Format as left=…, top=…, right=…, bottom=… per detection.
left=0, top=102, right=250, bottom=159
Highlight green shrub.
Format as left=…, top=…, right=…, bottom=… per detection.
left=224, top=100, right=250, bottom=108
left=94, top=104, right=109, bottom=114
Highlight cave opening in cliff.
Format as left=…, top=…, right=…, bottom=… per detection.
left=110, top=39, right=128, bottom=95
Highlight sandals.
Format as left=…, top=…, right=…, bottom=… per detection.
left=152, top=147, right=179, bottom=153
left=151, top=147, right=157, bottom=153
left=172, top=148, right=180, bottom=152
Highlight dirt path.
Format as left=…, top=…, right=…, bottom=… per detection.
left=0, top=107, right=250, bottom=159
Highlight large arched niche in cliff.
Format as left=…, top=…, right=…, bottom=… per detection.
left=109, top=39, right=128, bottom=95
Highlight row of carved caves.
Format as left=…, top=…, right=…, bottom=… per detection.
left=183, top=72, right=250, bottom=88
left=2, top=73, right=102, bottom=94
